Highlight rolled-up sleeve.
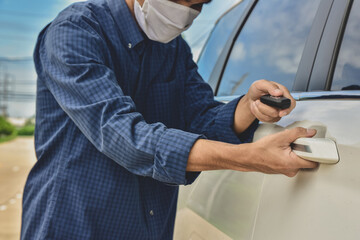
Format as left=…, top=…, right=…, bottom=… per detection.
left=37, top=20, right=202, bottom=185
left=213, top=97, right=259, bottom=144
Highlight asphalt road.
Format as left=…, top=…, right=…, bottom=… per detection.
left=0, top=137, right=36, bottom=240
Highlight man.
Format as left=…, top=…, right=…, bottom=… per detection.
left=21, top=0, right=317, bottom=239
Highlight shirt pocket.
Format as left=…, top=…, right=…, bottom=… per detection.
left=145, top=80, right=182, bottom=129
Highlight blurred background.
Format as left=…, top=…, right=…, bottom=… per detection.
left=0, top=0, right=241, bottom=239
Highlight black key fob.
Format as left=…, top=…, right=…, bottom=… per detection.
left=260, top=94, right=291, bottom=109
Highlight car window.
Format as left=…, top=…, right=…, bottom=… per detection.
left=331, top=1, right=360, bottom=91
left=197, top=1, right=250, bottom=83
left=217, top=0, right=322, bottom=97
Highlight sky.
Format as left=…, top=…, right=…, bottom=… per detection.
left=0, top=0, right=240, bottom=118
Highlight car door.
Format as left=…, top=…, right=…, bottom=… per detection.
left=174, top=0, right=360, bottom=239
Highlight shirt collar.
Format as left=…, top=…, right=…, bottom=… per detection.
left=106, top=0, right=144, bottom=49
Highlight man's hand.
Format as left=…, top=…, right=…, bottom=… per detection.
left=247, top=79, right=296, bottom=122
left=242, top=127, right=318, bottom=177
left=234, top=80, right=296, bottom=134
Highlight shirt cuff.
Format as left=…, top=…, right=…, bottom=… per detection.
left=214, top=96, right=259, bottom=144
left=153, top=129, right=204, bottom=185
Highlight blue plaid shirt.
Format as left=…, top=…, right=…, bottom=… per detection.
left=21, top=0, right=257, bottom=239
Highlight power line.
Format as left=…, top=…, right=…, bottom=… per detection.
left=0, top=62, right=36, bottom=110
left=0, top=98, right=35, bottom=102
left=0, top=71, right=13, bottom=116
left=13, top=82, right=36, bottom=85
left=0, top=92, right=35, bottom=96
left=0, top=57, right=33, bottom=62
left=0, top=93, right=36, bottom=100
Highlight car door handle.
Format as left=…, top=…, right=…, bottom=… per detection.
left=291, top=138, right=339, bottom=164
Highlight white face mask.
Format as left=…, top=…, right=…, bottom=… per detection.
left=134, top=0, right=200, bottom=43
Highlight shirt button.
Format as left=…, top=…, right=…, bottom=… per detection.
left=128, top=43, right=132, bottom=49
left=149, top=210, right=154, bottom=216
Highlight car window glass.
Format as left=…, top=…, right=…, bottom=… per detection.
left=217, top=0, right=322, bottom=96
left=197, top=1, right=250, bottom=83
left=331, top=1, right=360, bottom=91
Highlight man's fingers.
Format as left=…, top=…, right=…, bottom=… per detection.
left=272, top=82, right=296, bottom=116
left=251, top=101, right=281, bottom=122
left=281, top=127, right=317, bottom=143
left=283, top=154, right=318, bottom=178
left=292, top=153, right=319, bottom=169
left=255, top=100, right=280, bottom=118
left=300, top=160, right=319, bottom=169
left=250, top=80, right=297, bottom=118
left=285, top=170, right=299, bottom=178
left=288, top=134, right=319, bottom=170
left=254, top=80, right=284, bottom=97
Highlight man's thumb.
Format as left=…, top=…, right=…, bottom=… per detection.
left=255, top=80, right=283, bottom=97
left=283, top=127, right=317, bottom=143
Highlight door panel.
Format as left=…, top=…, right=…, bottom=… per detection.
left=174, top=208, right=232, bottom=240
left=175, top=170, right=264, bottom=239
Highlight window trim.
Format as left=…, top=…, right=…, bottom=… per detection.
left=325, top=0, right=354, bottom=91
left=196, top=1, right=246, bottom=64
left=307, top=0, right=353, bottom=91
left=293, top=0, right=334, bottom=92
left=197, top=0, right=254, bottom=92
left=298, top=90, right=360, bottom=100
left=215, top=90, right=360, bottom=105
left=208, top=0, right=258, bottom=94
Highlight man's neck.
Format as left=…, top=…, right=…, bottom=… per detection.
left=125, top=0, right=136, bottom=18
left=125, top=0, right=145, bottom=33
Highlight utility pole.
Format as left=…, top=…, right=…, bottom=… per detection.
left=0, top=63, right=11, bottom=117
left=2, top=73, right=10, bottom=117
left=0, top=63, right=3, bottom=117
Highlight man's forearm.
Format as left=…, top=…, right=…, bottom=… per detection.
left=234, top=94, right=256, bottom=134
left=186, top=139, right=253, bottom=172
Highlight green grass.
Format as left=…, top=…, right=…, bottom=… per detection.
left=0, top=131, right=18, bottom=144
left=0, top=116, right=35, bottom=143
left=0, top=116, right=18, bottom=143
left=17, top=125, right=35, bottom=136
